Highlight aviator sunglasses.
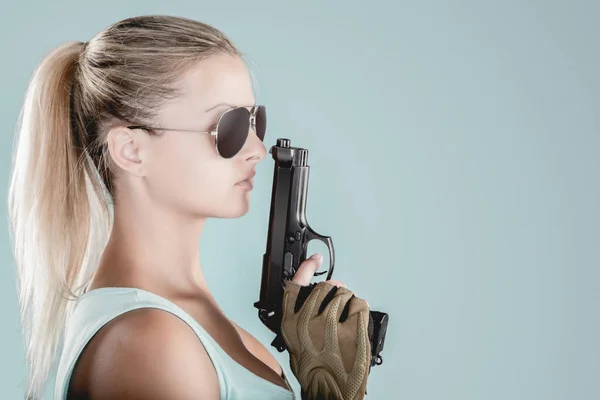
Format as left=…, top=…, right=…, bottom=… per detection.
left=127, top=105, right=266, bottom=158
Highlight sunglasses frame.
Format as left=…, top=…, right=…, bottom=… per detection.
left=126, top=105, right=266, bottom=157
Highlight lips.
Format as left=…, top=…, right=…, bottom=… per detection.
left=236, top=170, right=256, bottom=188
left=236, top=179, right=254, bottom=190
left=237, top=170, right=256, bottom=184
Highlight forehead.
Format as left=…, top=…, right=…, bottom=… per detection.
left=176, top=53, right=255, bottom=107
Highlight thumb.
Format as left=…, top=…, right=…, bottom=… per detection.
left=291, top=253, right=323, bottom=286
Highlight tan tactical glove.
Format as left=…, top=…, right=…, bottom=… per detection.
left=281, top=274, right=373, bottom=400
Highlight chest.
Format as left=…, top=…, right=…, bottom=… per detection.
left=176, top=297, right=290, bottom=391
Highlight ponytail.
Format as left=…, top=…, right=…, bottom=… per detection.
left=7, top=41, right=112, bottom=399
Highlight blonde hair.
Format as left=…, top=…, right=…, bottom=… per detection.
left=7, top=15, right=241, bottom=399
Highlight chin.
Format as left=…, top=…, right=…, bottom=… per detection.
left=212, top=197, right=252, bottom=219
left=188, top=188, right=253, bottom=219
left=222, top=206, right=250, bottom=219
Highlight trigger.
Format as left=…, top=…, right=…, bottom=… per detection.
left=283, top=252, right=294, bottom=280
left=314, top=255, right=327, bottom=277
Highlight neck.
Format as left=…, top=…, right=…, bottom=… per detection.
left=92, top=193, right=211, bottom=298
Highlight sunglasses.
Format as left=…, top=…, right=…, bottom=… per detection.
left=127, top=105, right=266, bottom=158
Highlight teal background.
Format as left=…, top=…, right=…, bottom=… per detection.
left=1, top=1, right=598, bottom=399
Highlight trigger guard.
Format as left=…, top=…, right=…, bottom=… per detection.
left=303, top=227, right=335, bottom=281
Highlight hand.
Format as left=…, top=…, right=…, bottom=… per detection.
left=281, top=253, right=373, bottom=400
left=291, top=253, right=347, bottom=289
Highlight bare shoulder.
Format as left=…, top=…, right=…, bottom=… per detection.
left=71, top=308, right=220, bottom=400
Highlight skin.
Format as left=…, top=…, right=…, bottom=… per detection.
left=68, top=53, right=347, bottom=400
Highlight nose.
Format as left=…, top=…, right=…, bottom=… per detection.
left=238, top=124, right=267, bottom=162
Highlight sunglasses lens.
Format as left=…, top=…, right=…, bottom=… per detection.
left=216, top=107, right=250, bottom=158
left=255, top=106, right=267, bottom=141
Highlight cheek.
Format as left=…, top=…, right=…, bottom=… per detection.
left=146, top=138, right=236, bottom=210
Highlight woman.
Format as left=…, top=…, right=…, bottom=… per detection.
left=8, top=15, right=373, bottom=400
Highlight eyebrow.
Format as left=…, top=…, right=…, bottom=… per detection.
left=205, top=102, right=235, bottom=112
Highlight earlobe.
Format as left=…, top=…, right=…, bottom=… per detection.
left=107, top=126, right=147, bottom=177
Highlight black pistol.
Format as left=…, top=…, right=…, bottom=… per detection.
left=253, top=138, right=389, bottom=368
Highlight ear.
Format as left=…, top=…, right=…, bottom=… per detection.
left=106, top=126, right=149, bottom=177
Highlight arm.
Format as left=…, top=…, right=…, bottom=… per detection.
left=73, top=308, right=220, bottom=400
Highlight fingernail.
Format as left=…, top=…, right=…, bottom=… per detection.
left=311, top=253, right=323, bottom=262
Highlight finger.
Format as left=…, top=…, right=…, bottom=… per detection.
left=314, top=283, right=354, bottom=319
left=322, top=288, right=355, bottom=347
left=333, top=287, right=355, bottom=321
left=305, top=281, right=339, bottom=319
left=291, top=253, right=323, bottom=286
left=345, top=296, right=370, bottom=318
left=325, top=280, right=346, bottom=288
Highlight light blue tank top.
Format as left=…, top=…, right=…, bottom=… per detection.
left=54, top=287, right=296, bottom=399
